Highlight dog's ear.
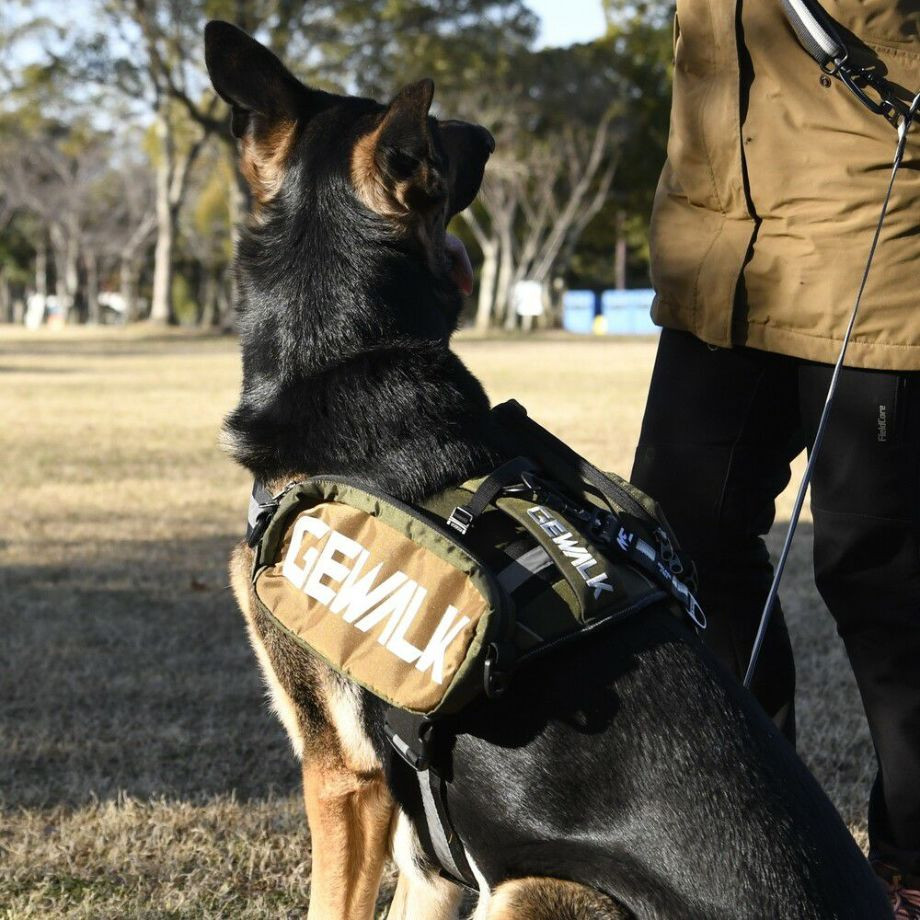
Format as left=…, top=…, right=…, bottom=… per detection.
left=204, top=21, right=323, bottom=202
left=352, top=79, right=448, bottom=220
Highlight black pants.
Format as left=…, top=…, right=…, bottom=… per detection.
left=632, top=328, right=920, bottom=879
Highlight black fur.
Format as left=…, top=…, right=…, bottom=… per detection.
left=208, top=22, right=891, bottom=918
left=427, top=611, right=891, bottom=917
left=207, top=20, right=500, bottom=499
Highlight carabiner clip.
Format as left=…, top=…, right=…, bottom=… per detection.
left=835, top=61, right=906, bottom=125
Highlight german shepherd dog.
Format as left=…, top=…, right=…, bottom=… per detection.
left=206, top=21, right=891, bottom=920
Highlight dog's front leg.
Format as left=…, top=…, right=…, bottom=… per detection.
left=303, top=757, right=394, bottom=920
left=385, top=811, right=464, bottom=920
left=385, top=871, right=463, bottom=920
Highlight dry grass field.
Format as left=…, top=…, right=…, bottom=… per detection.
left=0, top=327, right=875, bottom=918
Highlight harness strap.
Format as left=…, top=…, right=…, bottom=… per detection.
left=246, top=480, right=276, bottom=546
left=447, top=456, right=535, bottom=535
left=384, top=708, right=477, bottom=890
left=505, top=472, right=706, bottom=629
left=491, top=400, right=656, bottom=526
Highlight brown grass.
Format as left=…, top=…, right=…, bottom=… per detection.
left=0, top=327, right=873, bottom=917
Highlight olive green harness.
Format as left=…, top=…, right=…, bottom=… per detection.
left=245, top=400, right=703, bottom=886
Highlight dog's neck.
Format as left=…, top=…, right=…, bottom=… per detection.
left=225, top=197, right=502, bottom=501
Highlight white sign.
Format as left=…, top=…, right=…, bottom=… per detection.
left=513, top=280, right=544, bottom=317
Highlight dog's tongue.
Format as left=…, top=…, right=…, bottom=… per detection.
left=445, top=233, right=474, bottom=296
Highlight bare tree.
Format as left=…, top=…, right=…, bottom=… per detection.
left=0, top=123, right=108, bottom=319
left=464, top=116, right=618, bottom=331
left=97, top=0, right=221, bottom=323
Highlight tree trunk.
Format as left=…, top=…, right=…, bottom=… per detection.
left=35, top=237, right=48, bottom=298
left=225, top=166, right=250, bottom=330
left=474, top=241, right=499, bottom=332
left=498, top=233, right=517, bottom=332
left=197, top=267, right=220, bottom=327
left=120, top=255, right=141, bottom=322
left=0, top=266, right=10, bottom=323
left=544, top=279, right=563, bottom=329
left=50, top=224, right=80, bottom=323
left=217, top=265, right=233, bottom=329
left=150, top=151, right=176, bottom=324
left=85, top=250, right=100, bottom=324
left=614, top=210, right=627, bottom=290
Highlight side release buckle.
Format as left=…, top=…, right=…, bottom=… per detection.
left=447, top=506, right=475, bottom=535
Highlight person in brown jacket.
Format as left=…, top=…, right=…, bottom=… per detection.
left=631, top=2, right=920, bottom=915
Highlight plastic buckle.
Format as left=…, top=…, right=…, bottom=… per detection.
left=519, top=469, right=553, bottom=498
left=447, top=506, right=474, bottom=535
left=588, top=508, right=617, bottom=544
left=385, top=720, right=432, bottom=772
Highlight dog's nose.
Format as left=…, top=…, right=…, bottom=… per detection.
left=478, top=126, right=496, bottom=155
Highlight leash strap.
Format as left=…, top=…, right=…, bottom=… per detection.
left=743, top=93, right=920, bottom=689
left=779, top=0, right=907, bottom=123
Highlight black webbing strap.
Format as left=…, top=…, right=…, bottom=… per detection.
left=384, top=708, right=477, bottom=890
left=446, top=456, right=535, bottom=535
left=490, top=400, right=665, bottom=529
left=779, top=0, right=907, bottom=123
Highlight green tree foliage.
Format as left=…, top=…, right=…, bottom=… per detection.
left=306, top=0, right=538, bottom=97
left=0, top=0, right=676, bottom=328
left=571, top=6, right=674, bottom=288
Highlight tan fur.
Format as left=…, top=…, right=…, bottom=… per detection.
left=321, top=668, right=379, bottom=774
left=351, top=120, right=440, bottom=217
left=386, top=812, right=464, bottom=920
left=486, top=877, right=628, bottom=920
left=242, top=118, right=298, bottom=205
left=350, top=121, right=409, bottom=221
left=230, top=545, right=304, bottom=758
left=229, top=540, right=400, bottom=919
left=303, top=756, right=393, bottom=920
left=350, top=122, right=449, bottom=289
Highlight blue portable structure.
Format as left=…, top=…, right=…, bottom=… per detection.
left=601, top=289, right=658, bottom=335
left=562, top=290, right=597, bottom=333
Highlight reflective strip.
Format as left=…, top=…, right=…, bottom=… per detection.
left=496, top=546, right=553, bottom=593
left=419, top=769, right=468, bottom=882
left=247, top=492, right=262, bottom=533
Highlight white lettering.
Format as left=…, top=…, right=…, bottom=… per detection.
left=586, top=572, right=615, bottom=598
left=527, top=505, right=616, bottom=600
left=552, top=534, right=579, bottom=553
left=384, top=585, right=427, bottom=663
left=528, top=506, right=553, bottom=526
left=333, top=559, right=407, bottom=624
left=282, top=516, right=331, bottom=588
left=279, top=519, right=474, bottom=686
left=416, top=605, right=470, bottom=684
left=355, top=578, right=418, bottom=636
left=303, top=530, right=363, bottom=606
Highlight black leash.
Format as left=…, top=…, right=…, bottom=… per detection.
left=744, top=1, right=920, bottom=688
